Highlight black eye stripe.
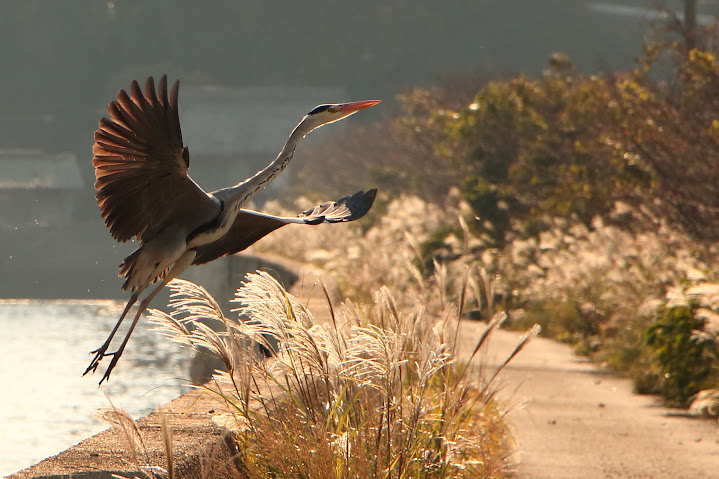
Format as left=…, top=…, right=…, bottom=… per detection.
left=309, top=104, right=331, bottom=115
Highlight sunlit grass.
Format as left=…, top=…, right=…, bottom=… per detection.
left=147, top=267, right=537, bottom=478
left=256, top=192, right=719, bottom=411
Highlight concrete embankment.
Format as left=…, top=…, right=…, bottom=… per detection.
left=8, top=388, right=238, bottom=479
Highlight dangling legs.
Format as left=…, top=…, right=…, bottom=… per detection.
left=96, top=250, right=196, bottom=385
left=84, top=288, right=143, bottom=376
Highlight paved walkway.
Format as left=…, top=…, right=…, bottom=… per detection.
left=457, top=321, right=719, bottom=479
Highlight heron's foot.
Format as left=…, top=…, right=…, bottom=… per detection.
left=84, top=348, right=106, bottom=376
left=96, top=350, right=126, bottom=385
left=84, top=342, right=115, bottom=377
left=85, top=347, right=124, bottom=385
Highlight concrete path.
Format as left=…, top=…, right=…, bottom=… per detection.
left=456, top=320, right=719, bottom=479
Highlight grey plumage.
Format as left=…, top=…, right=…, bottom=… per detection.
left=85, top=75, right=380, bottom=384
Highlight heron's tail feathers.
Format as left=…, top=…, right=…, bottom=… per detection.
left=118, top=248, right=167, bottom=292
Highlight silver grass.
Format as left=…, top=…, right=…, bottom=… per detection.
left=689, top=389, right=719, bottom=416
left=166, top=278, right=226, bottom=326
left=148, top=267, right=535, bottom=477
left=97, top=404, right=146, bottom=466
left=433, top=258, right=448, bottom=310
left=342, top=324, right=407, bottom=388
left=148, top=309, right=194, bottom=348
left=159, top=411, right=174, bottom=479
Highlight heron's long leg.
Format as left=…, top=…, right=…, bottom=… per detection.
left=84, top=289, right=143, bottom=376
left=98, top=250, right=196, bottom=385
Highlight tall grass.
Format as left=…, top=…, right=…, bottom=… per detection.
left=148, top=266, right=538, bottom=478
left=256, top=191, right=719, bottom=410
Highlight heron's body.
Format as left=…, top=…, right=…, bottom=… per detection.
left=85, top=75, right=379, bottom=383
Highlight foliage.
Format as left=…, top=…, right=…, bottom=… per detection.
left=494, top=208, right=719, bottom=407
left=288, top=65, right=643, bottom=247
left=258, top=190, right=719, bottom=410
left=441, top=45, right=719, bottom=244
left=458, top=74, right=622, bottom=215
left=460, top=176, right=511, bottom=246
left=290, top=45, right=719, bottom=247
left=661, top=280, right=719, bottom=412
left=646, top=303, right=719, bottom=407
left=614, top=47, right=719, bottom=241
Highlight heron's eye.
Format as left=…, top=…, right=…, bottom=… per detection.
left=327, top=105, right=342, bottom=114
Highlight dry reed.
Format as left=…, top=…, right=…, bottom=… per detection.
left=148, top=264, right=537, bottom=478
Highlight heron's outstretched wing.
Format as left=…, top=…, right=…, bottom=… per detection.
left=192, top=189, right=377, bottom=265
left=92, top=75, right=219, bottom=243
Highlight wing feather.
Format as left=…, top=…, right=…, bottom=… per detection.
left=192, top=189, right=376, bottom=265
left=92, top=75, right=219, bottom=243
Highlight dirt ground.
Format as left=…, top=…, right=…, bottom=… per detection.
left=457, top=320, right=719, bottom=479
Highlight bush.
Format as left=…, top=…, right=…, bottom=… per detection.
left=436, top=64, right=649, bottom=245
left=461, top=175, right=512, bottom=246
left=646, top=303, right=719, bottom=407
left=616, top=48, right=719, bottom=241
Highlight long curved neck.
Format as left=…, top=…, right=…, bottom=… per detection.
left=215, top=117, right=315, bottom=210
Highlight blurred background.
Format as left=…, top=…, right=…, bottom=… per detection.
left=2, top=0, right=718, bottom=475
left=0, top=0, right=689, bottom=299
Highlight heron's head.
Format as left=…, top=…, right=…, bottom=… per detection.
left=302, top=100, right=381, bottom=131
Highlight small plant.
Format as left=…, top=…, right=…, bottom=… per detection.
left=149, top=270, right=538, bottom=478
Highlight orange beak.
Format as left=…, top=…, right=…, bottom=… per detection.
left=340, top=99, right=381, bottom=113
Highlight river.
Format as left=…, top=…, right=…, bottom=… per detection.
left=0, top=300, right=192, bottom=476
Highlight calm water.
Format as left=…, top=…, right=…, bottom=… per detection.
left=0, top=301, right=192, bottom=476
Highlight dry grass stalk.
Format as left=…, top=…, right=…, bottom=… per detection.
left=148, top=266, right=536, bottom=478
left=97, top=403, right=172, bottom=479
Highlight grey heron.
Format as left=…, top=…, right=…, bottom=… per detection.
left=85, top=75, right=379, bottom=384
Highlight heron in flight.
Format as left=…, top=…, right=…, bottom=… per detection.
left=85, top=75, right=379, bottom=384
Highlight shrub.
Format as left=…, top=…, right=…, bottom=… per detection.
left=646, top=302, right=719, bottom=407
left=287, top=46, right=719, bottom=246
left=616, top=48, right=719, bottom=241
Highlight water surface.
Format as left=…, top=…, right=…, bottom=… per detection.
left=0, top=300, right=191, bottom=476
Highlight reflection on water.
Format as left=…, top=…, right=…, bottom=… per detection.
left=0, top=300, right=192, bottom=476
